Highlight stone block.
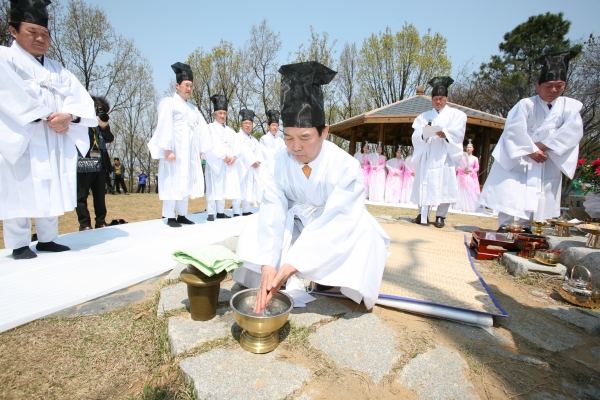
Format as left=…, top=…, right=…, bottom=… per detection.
left=309, top=312, right=401, bottom=383
left=180, top=348, right=310, bottom=400
left=167, top=309, right=235, bottom=356
left=398, top=346, right=479, bottom=400
left=543, top=305, right=600, bottom=335
left=289, top=295, right=350, bottom=327
left=502, top=253, right=567, bottom=277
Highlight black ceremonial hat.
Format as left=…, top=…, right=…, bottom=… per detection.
left=279, top=61, right=337, bottom=128
left=210, top=94, right=228, bottom=112
left=266, top=110, right=280, bottom=125
left=171, top=62, right=193, bottom=83
left=239, top=109, right=255, bottom=122
left=10, top=0, right=51, bottom=28
left=428, top=76, right=454, bottom=97
left=536, top=50, right=578, bottom=84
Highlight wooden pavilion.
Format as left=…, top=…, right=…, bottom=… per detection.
left=329, top=86, right=506, bottom=183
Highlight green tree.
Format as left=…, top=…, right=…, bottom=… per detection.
left=0, top=0, right=10, bottom=46
left=474, top=12, right=578, bottom=117
left=357, top=23, right=451, bottom=109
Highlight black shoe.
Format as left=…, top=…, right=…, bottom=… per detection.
left=522, top=228, right=532, bottom=234
left=496, top=227, right=507, bottom=233
left=167, top=218, right=182, bottom=228
left=411, top=214, right=429, bottom=224
left=233, top=214, right=241, bottom=217
left=13, top=246, right=37, bottom=260
left=242, top=212, right=253, bottom=216
left=176, top=216, right=195, bottom=225
left=216, top=213, right=231, bottom=219
left=207, top=214, right=215, bottom=222
left=433, top=216, right=445, bottom=228
left=79, top=226, right=92, bottom=231
left=36, top=241, right=70, bottom=252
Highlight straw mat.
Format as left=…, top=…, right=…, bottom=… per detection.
left=380, top=223, right=507, bottom=316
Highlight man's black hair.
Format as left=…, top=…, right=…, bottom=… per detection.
left=9, top=22, right=21, bottom=32
left=316, top=125, right=325, bottom=137
left=92, top=96, right=110, bottom=113
left=113, top=157, right=119, bottom=161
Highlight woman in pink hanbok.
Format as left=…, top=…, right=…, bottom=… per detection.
left=455, top=141, right=480, bottom=212
left=356, top=142, right=371, bottom=198
left=368, top=142, right=387, bottom=202
left=385, top=146, right=403, bottom=203
left=401, top=147, right=416, bottom=204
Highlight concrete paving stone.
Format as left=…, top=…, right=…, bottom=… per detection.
left=375, top=215, right=395, bottom=221
left=543, top=305, right=600, bottom=334
left=165, top=263, right=187, bottom=281
left=454, top=225, right=481, bottom=233
left=180, top=348, right=310, bottom=400
left=440, top=320, right=514, bottom=345
left=499, top=309, right=584, bottom=352
left=289, top=295, right=350, bottom=327
left=502, top=253, right=567, bottom=277
left=157, top=280, right=242, bottom=317
left=309, top=312, right=401, bottom=383
left=561, top=380, right=600, bottom=399
left=398, top=346, right=479, bottom=400
left=168, top=309, right=236, bottom=356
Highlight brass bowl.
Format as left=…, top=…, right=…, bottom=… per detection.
left=533, top=250, right=562, bottom=266
left=576, top=223, right=600, bottom=236
left=230, top=289, right=293, bottom=354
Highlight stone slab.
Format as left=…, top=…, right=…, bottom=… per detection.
left=309, top=312, right=401, bottom=383
left=398, top=346, right=479, bottom=400
left=168, top=309, right=236, bottom=356
left=440, top=320, right=514, bottom=346
left=543, top=305, right=600, bottom=335
left=289, top=295, right=350, bottom=327
left=157, top=280, right=243, bottom=317
left=180, top=348, right=310, bottom=400
left=487, top=346, right=547, bottom=366
left=546, top=234, right=588, bottom=250
left=498, top=308, right=584, bottom=352
left=165, top=263, right=187, bottom=281
left=502, top=253, right=567, bottom=277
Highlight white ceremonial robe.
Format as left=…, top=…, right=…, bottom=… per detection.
left=479, top=95, right=583, bottom=220
left=0, top=42, right=95, bottom=221
left=410, top=106, right=467, bottom=209
left=233, top=141, right=390, bottom=310
left=203, top=122, right=242, bottom=201
left=236, top=129, right=264, bottom=204
left=148, top=93, right=206, bottom=201
left=259, top=132, right=286, bottom=175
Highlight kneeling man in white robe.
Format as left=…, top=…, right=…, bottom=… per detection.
left=410, top=77, right=466, bottom=228
left=232, top=61, right=390, bottom=313
left=148, top=62, right=207, bottom=228
left=479, top=51, right=583, bottom=231
left=1, top=0, right=95, bottom=259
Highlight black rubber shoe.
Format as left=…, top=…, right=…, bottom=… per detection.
left=167, top=218, right=182, bottom=228
left=216, top=213, right=231, bottom=219
left=36, top=241, right=70, bottom=252
left=242, top=212, right=253, bottom=216
left=176, top=216, right=195, bottom=225
left=13, top=246, right=37, bottom=260
left=207, top=214, right=215, bottom=222
left=433, top=216, right=445, bottom=228
left=232, top=214, right=241, bottom=217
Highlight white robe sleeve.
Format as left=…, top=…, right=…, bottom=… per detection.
left=58, top=67, right=96, bottom=127
left=442, top=110, right=467, bottom=166
left=284, top=163, right=367, bottom=276
left=148, top=98, right=174, bottom=159
left=543, top=99, right=584, bottom=178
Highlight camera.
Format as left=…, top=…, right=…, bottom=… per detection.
left=96, top=109, right=110, bottom=122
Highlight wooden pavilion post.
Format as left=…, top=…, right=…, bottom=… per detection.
left=349, top=128, right=356, bottom=155
left=378, top=123, right=385, bottom=146
left=480, top=128, right=491, bottom=184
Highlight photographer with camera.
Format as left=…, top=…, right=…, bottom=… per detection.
left=75, top=96, right=114, bottom=231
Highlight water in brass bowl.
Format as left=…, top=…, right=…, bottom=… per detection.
left=230, top=289, right=294, bottom=354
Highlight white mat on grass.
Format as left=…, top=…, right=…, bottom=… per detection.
left=0, top=210, right=254, bottom=333
left=365, top=200, right=496, bottom=218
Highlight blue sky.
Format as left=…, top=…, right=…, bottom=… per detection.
left=85, top=0, right=599, bottom=94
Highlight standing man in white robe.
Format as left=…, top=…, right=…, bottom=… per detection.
left=259, top=109, right=286, bottom=175
left=232, top=61, right=390, bottom=313
left=234, top=109, right=263, bottom=216
left=410, top=77, right=466, bottom=228
left=479, top=51, right=583, bottom=231
left=203, top=94, right=242, bottom=221
left=148, top=62, right=207, bottom=228
left=0, top=0, right=95, bottom=259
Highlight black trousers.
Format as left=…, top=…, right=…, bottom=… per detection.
left=76, top=171, right=107, bottom=228
left=114, top=175, right=128, bottom=193
left=105, top=171, right=116, bottom=193
left=137, top=184, right=146, bottom=193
